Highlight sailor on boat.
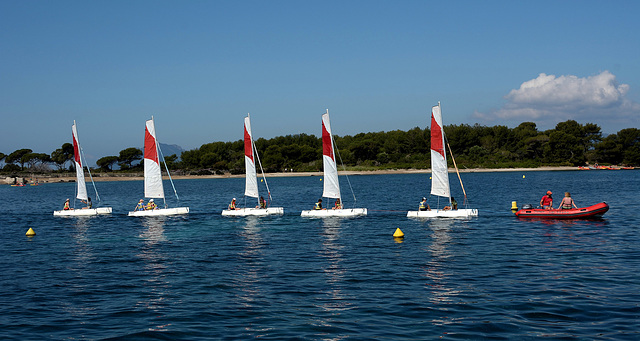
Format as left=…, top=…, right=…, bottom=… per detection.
left=314, top=199, right=325, bottom=210
left=134, top=199, right=145, bottom=211
left=332, top=198, right=343, bottom=210
left=63, top=198, right=72, bottom=210
left=540, top=191, right=553, bottom=209
left=228, top=198, right=237, bottom=210
left=557, top=192, right=578, bottom=210
left=419, top=197, right=430, bottom=211
left=257, top=196, right=266, bottom=209
left=81, top=197, right=92, bottom=209
left=146, top=199, right=157, bottom=210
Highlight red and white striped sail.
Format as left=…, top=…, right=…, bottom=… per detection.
left=72, top=121, right=88, bottom=201
left=244, top=115, right=259, bottom=198
left=430, top=103, right=450, bottom=198
left=322, top=111, right=341, bottom=199
left=144, top=118, right=165, bottom=199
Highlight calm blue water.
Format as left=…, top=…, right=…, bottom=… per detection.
left=1, top=171, right=639, bottom=340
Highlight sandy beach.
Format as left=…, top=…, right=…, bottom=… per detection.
left=7, top=166, right=579, bottom=184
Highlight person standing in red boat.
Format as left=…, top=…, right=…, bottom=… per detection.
left=540, top=191, right=553, bottom=209
left=557, top=192, right=578, bottom=210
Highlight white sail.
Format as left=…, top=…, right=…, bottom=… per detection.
left=54, top=121, right=112, bottom=216
left=430, top=103, right=450, bottom=199
left=321, top=111, right=341, bottom=200
left=301, top=110, right=366, bottom=217
left=407, top=102, right=477, bottom=218
left=72, top=121, right=88, bottom=201
left=144, top=118, right=165, bottom=199
left=244, top=115, right=259, bottom=198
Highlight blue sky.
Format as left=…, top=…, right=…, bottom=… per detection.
left=2, top=1, right=639, bottom=165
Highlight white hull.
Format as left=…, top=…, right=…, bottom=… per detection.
left=407, top=209, right=478, bottom=218
left=222, top=207, right=284, bottom=216
left=301, top=208, right=367, bottom=217
left=128, top=207, right=189, bottom=216
left=53, top=207, right=113, bottom=216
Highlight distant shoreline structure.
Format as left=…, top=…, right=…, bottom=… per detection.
left=2, top=166, right=596, bottom=184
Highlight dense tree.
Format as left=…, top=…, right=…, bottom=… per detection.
left=5, top=149, right=33, bottom=170
left=617, top=128, right=640, bottom=165
left=22, top=153, right=51, bottom=170
left=5, top=120, right=638, bottom=176
left=51, top=143, right=74, bottom=170
left=118, top=148, right=142, bottom=169
left=96, top=156, right=119, bottom=171
left=0, top=152, right=6, bottom=162
left=161, top=154, right=178, bottom=170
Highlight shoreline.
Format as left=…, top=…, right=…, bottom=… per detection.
left=4, top=166, right=582, bottom=184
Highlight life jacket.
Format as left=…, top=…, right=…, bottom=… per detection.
left=561, top=198, right=573, bottom=209
left=63, top=202, right=70, bottom=210
left=147, top=203, right=157, bottom=210
left=419, top=201, right=426, bottom=210
left=229, top=202, right=236, bottom=210
left=314, top=202, right=322, bottom=210
left=135, top=203, right=144, bottom=211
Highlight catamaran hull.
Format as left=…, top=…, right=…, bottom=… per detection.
left=515, top=202, right=608, bottom=219
left=53, top=207, right=113, bottom=216
left=222, top=207, right=284, bottom=216
left=128, top=207, right=189, bottom=216
left=301, top=208, right=367, bottom=217
left=407, top=208, right=478, bottom=218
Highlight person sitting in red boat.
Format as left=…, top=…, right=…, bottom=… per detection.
left=540, top=191, right=553, bottom=209
left=557, top=192, right=578, bottom=210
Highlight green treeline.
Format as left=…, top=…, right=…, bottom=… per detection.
left=1, top=120, right=639, bottom=175
left=177, top=120, right=640, bottom=173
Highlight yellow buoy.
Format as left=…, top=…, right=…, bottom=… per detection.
left=320, top=178, right=322, bottom=181
left=26, top=228, right=36, bottom=237
left=523, top=175, right=525, bottom=179
left=261, top=179, right=263, bottom=182
left=511, top=201, right=518, bottom=210
left=393, top=228, right=404, bottom=238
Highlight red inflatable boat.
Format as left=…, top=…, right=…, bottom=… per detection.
left=515, top=202, right=609, bottom=219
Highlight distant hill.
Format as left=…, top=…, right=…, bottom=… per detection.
left=159, top=143, right=184, bottom=160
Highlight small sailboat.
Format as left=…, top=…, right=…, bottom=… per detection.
left=407, top=102, right=478, bottom=218
left=301, top=110, right=367, bottom=217
left=222, top=114, right=284, bottom=216
left=128, top=117, right=189, bottom=217
left=54, top=121, right=113, bottom=216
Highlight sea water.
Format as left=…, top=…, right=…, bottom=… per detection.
left=1, top=171, right=639, bottom=340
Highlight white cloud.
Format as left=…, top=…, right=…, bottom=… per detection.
left=474, top=71, right=640, bottom=130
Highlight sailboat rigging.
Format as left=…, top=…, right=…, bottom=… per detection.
left=407, top=102, right=478, bottom=218
left=301, top=109, right=367, bottom=217
left=222, top=114, right=284, bottom=216
left=53, top=121, right=112, bottom=216
left=128, top=116, right=189, bottom=216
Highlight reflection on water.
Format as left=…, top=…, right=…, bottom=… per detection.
left=136, top=217, right=171, bottom=332
left=235, top=216, right=264, bottom=307
left=71, top=217, right=92, bottom=263
left=424, top=219, right=461, bottom=308
left=313, top=218, right=354, bottom=338
left=62, top=217, right=96, bottom=318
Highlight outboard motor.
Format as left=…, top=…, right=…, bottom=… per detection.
left=522, top=204, right=533, bottom=210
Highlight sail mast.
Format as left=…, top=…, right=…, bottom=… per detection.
left=321, top=110, right=341, bottom=202
left=72, top=121, right=88, bottom=203
left=430, top=102, right=450, bottom=202
left=144, top=116, right=166, bottom=207
left=250, top=118, right=273, bottom=204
